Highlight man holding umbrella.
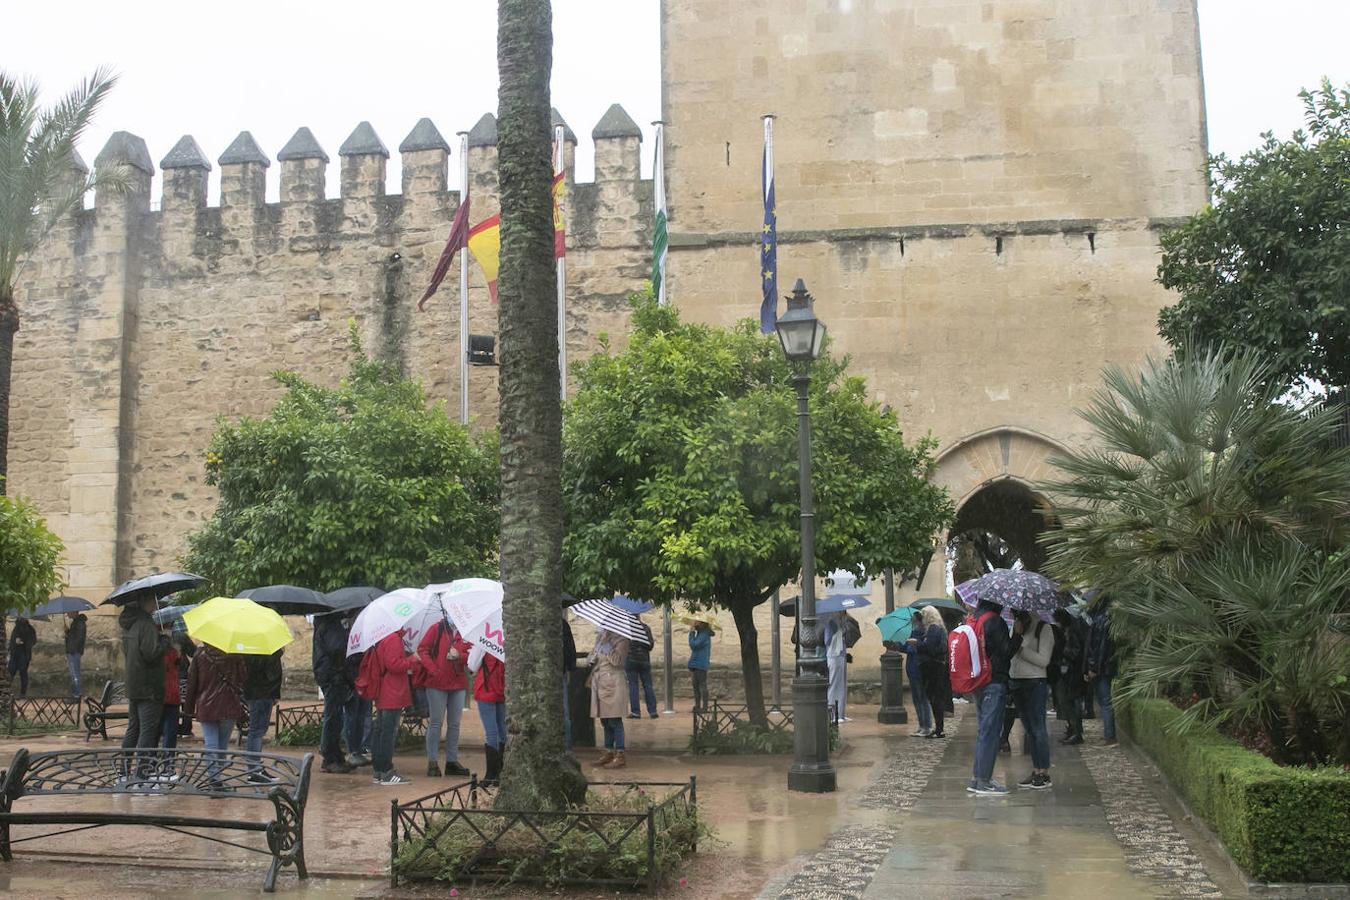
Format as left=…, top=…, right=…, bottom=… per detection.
left=64, top=609, right=87, bottom=699
left=120, top=595, right=170, bottom=750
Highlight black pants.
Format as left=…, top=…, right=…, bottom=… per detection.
left=1056, top=679, right=1083, bottom=739
left=922, top=666, right=947, bottom=735
left=7, top=652, right=30, bottom=696
left=690, top=668, right=709, bottom=712
left=122, top=699, right=164, bottom=756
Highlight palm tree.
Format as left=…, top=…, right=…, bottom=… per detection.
left=1041, top=348, right=1350, bottom=764
left=494, top=0, right=586, bottom=807
left=1, top=67, right=127, bottom=493
left=0, top=68, right=126, bottom=703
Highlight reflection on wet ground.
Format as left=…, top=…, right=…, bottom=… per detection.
left=0, top=699, right=1236, bottom=898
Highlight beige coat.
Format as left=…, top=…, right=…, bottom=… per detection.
left=588, top=634, right=630, bottom=719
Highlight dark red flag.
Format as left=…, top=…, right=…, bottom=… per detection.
left=417, top=191, right=472, bottom=310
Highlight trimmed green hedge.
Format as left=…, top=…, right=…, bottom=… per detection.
left=1119, top=698, right=1349, bottom=883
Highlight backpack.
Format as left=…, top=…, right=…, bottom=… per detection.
left=948, top=612, right=995, bottom=694
left=842, top=614, right=862, bottom=649
left=354, top=649, right=382, bottom=701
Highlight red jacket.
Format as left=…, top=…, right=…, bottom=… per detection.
left=474, top=654, right=506, bottom=703
left=416, top=622, right=473, bottom=692
left=374, top=632, right=420, bottom=711
left=163, top=646, right=181, bottom=705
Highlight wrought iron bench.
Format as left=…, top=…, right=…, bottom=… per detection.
left=0, top=747, right=312, bottom=893
left=83, top=680, right=127, bottom=741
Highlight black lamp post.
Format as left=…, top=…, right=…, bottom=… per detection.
left=777, top=279, right=836, bottom=794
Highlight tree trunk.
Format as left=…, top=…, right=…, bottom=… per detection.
left=494, top=0, right=586, bottom=810
left=0, top=289, right=18, bottom=496
left=730, top=601, right=768, bottom=727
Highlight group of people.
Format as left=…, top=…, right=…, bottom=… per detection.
left=5, top=611, right=87, bottom=700
left=898, top=598, right=1116, bottom=795
left=118, top=595, right=284, bottom=780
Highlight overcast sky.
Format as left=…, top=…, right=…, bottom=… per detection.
left=2, top=0, right=1345, bottom=203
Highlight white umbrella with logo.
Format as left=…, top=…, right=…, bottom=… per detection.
left=345, top=588, right=430, bottom=655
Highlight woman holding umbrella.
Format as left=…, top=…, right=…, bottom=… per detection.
left=183, top=641, right=245, bottom=783
left=589, top=628, right=630, bottom=769
left=917, top=606, right=950, bottom=739
left=417, top=617, right=473, bottom=778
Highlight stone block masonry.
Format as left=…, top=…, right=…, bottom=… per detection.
left=8, top=109, right=653, bottom=616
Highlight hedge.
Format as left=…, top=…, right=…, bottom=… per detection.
left=1119, top=698, right=1349, bottom=883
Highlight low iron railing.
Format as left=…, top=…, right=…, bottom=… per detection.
left=690, top=701, right=838, bottom=752
left=390, top=777, right=698, bottom=892
left=4, top=697, right=82, bottom=733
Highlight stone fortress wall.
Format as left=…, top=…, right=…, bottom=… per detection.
left=9, top=0, right=1209, bottom=697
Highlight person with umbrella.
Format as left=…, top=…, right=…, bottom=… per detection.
left=471, top=645, right=507, bottom=786
left=416, top=614, right=473, bottom=778
left=64, top=608, right=88, bottom=699
left=312, top=611, right=357, bottom=774
left=589, top=628, right=631, bottom=769
left=119, top=597, right=170, bottom=749
left=1052, top=607, right=1089, bottom=746
left=900, top=610, right=932, bottom=736
left=243, top=649, right=284, bottom=764
left=369, top=628, right=421, bottom=786
left=183, top=640, right=245, bottom=784
left=917, top=606, right=950, bottom=738
left=625, top=615, right=657, bottom=720
left=687, top=619, right=712, bottom=714
left=1009, top=609, right=1055, bottom=789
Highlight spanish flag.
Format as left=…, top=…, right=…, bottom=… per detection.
left=467, top=214, right=501, bottom=303
left=552, top=171, right=566, bottom=259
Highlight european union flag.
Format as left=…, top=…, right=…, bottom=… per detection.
left=759, top=143, right=777, bottom=334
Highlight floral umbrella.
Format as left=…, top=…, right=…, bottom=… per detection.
left=954, top=569, right=1062, bottom=613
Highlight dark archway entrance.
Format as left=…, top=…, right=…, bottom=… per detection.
left=948, top=478, right=1057, bottom=583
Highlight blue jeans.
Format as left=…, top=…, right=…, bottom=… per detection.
left=320, top=691, right=347, bottom=765
left=562, top=675, right=573, bottom=751
left=626, top=662, right=657, bottom=716
left=1095, top=676, right=1116, bottom=740
left=344, top=695, right=371, bottom=756
left=371, top=708, right=402, bottom=777
left=973, top=682, right=1006, bottom=783
left=425, top=688, right=466, bottom=763
left=200, top=718, right=235, bottom=781
left=601, top=717, right=625, bottom=750
left=908, top=669, right=933, bottom=731
left=1011, top=679, right=1051, bottom=770
left=160, top=704, right=180, bottom=749
left=67, top=654, right=82, bottom=697
left=246, top=699, right=274, bottom=754
left=478, top=700, right=507, bottom=750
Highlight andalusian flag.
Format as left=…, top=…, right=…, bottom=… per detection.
left=467, top=214, right=501, bottom=303
left=651, top=123, right=668, bottom=304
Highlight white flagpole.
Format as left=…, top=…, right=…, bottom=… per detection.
left=763, top=114, right=774, bottom=212
left=652, top=121, right=668, bottom=306
left=554, top=124, right=567, bottom=402
left=458, top=130, right=470, bottom=426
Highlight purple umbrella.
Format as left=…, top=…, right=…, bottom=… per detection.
left=954, top=569, right=1062, bottom=613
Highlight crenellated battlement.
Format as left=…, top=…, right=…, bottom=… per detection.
left=73, top=107, right=652, bottom=266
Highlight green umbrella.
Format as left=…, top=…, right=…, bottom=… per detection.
left=876, top=608, right=918, bottom=643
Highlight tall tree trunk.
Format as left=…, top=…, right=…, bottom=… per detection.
left=730, top=601, right=768, bottom=727
left=494, top=0, right=586, bottom=809
left=0, top=290, right=17, bottom=496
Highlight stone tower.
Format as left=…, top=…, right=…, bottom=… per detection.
left=661, top=0, right=1208, bottom=597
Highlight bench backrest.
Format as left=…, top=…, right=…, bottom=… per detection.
left=99, top=680, right=126, bottom=707
left=1, top=748, right=312, bottom=803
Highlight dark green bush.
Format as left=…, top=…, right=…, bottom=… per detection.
left=1120, top=698, right=1349, bottom=883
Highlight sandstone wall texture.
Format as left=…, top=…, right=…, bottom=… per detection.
left=10, top=0, right=1206, bottom=686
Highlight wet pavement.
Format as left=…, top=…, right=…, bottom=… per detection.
left=0, top=698, right=1239, bottom=898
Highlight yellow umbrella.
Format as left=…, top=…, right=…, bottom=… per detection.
left=182, top=596, right=294, bottom=655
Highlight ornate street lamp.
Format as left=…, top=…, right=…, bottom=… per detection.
left=777, top=279, right=837, bottom=793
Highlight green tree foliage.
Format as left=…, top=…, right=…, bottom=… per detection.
left=183, top=326, right=499, bottom=594
left=1158, top=80, right=1350, bottom=392
left=1, top=68, right=129, bottom=494
left=1042, top=348, right=1350, bottom=765
left=0, top=487, right=65, bottom=706
left=564, top=295, right=952, bottom=724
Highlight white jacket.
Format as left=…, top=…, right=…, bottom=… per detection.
left=1010, top=621, right=1055, bottom=680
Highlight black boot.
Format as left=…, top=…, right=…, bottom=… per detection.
left=482, top=744, right=502, bottom=787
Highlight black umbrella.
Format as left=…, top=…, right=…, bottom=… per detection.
left=237, top=584, right=332, bottom=616
left=29, top=595, right=95, bottom=620
left=102, top=572, right=207, bottom=606
left=321, top=586, right=383, bottom=616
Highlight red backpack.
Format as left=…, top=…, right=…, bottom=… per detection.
left=948, top=612, right=995, bottom=694
left=354, top=649, right=382, bottom=701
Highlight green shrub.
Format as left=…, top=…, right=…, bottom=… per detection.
left=393, top=784, right=707, bottom=888
left=275, top=722, right=321, bottom=747
left=1120, top=698, right=1349, bottom=883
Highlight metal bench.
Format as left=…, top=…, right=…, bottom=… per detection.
left=82, top=680, right=127, bottom=741
left=0, top=747, right=312, bottom=893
